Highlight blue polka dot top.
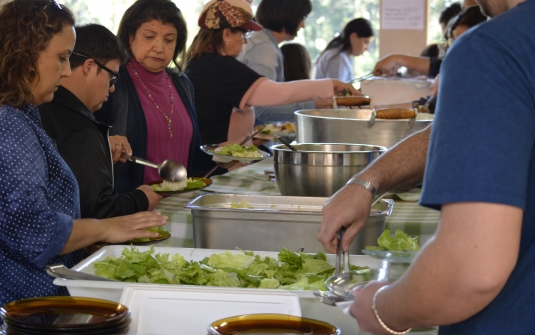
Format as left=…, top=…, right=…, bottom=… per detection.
left=0, top=104, right=86, bottom=309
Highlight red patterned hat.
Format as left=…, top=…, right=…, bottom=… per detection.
left=198, top=0, right=263, bottom=31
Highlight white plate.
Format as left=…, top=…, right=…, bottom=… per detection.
left=362, top=249, right=418, bottom=263
left=121, top=284, right=301, bottom=335
left=201, top=144, right=271, bottom=163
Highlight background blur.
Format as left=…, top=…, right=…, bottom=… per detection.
left=58, top=0, right=456, bottom=78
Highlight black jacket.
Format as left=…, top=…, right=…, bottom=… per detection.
left=94, top=66, right=215, bottom=193
left=39, top=86, right=148, bottom=219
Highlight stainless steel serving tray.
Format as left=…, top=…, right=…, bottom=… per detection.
left=184, top=194, right=393, bottom=254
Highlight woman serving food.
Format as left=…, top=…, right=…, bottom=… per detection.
left=186, top=0, right=359, bottom=156
left=95, top=0, right=214, bottom=193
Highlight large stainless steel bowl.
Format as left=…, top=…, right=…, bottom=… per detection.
left=272, top=143, right=386, bottom=197
left=296, top=109, right=434, bottom=148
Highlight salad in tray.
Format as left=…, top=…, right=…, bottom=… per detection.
left=93, top=247, right=370, bottom=291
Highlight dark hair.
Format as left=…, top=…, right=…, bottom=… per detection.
left=448, top=5, right=487, bottom=40
left=187, top=27, right=243, bottom=60
left=0, top=0, right=74, bottom=107
left=439, top=2, right=462, bottom=25
left=420, top=43, right=440, bottom=58
left=281, top=43, right=311, bottom=81
left=255, top=0, right=312, bottom=37
left=317, top=18, right=373, bottom=60
left=70, top=24, right=128, bottom=72
left=117, top=0, right=187, bottom=72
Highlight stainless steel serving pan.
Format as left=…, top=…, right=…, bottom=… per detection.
left=184, top=194, right=393, bottom=254
left=295, top=109, right=434, bottom=148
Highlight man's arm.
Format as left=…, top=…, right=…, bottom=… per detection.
left=352, top=202, right=521, bottom=333
left=317, top=125, right=431, bottom=253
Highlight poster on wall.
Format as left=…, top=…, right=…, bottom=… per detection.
left=381, top=0, right=425, bottom=30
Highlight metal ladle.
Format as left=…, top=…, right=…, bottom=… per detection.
left=126, top=156, right=187, bottom=182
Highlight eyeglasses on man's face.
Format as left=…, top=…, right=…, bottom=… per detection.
left=71, top=52, right=119, bottom=87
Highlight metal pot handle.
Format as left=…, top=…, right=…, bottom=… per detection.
left=334, top=96, right=372, bottom=107
left=368, top=108, right=418, bottom=128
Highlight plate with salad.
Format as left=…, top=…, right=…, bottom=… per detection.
left=253, top=122, right=296, bottom=140
left=147, top=177, right=212, bottom=195
left=97, top=227, right=171, bottom=246
left=201, top=143, right=271, bottom=163
left=362, top=229, right=420, bottom=263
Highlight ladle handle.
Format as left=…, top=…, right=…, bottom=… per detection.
left=278, top=136, right=297, bottom=151
left=335, top=227, right=348, bottom=275
left=125, top=155, right=159, bottom=169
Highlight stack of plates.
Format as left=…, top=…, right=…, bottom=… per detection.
left=0, top=296, right=130, bottom=334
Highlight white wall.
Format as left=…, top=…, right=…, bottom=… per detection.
left=379, top=0, right=429, bottom=58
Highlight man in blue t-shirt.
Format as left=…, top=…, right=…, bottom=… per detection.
left=317, top=0, right=535, bottom=334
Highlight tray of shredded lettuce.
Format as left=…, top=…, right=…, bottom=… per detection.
left=93, top=247, right=370, bottom=291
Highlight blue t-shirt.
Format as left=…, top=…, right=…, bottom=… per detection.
left=420, top=1, right=535, bottom=334
left=0, top=105, right=85, bottom=308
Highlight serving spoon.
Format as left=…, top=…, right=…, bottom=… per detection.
left=46, top=264, right=117, bottom=282
left=125, top=156, right=187, bottom=182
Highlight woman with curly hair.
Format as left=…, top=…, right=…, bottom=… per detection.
left=0, top=0, right=166, bottom=309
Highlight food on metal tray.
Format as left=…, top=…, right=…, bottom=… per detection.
left=260, top=122, right=296, bottom=134
left=150, top=178, right=206, bottom=192
left=213, top=143, right=262, bottom=158
left=230, top=199, right=253, bottom=209
left=365, top=229, right=420, bottom=252
left=93, top=247, right=370, bottom=291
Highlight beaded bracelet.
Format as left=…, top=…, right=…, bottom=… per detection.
left=372, top=286, right=411, bottom=335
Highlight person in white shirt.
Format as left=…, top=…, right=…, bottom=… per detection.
left=313, top=18, right=374, bottom=82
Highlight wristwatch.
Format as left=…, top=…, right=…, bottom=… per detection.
left=346, top=177, right=377, bottom=197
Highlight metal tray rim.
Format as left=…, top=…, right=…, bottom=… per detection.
left=184, top=194, right=393, bottom=216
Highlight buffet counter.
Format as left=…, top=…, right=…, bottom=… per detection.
left=126, top=158, right=440, bottom=334
left=154, top=158, right=440, bottom=249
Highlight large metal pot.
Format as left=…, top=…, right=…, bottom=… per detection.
left=272, top=143, right=386, bottom=197
left=295, top=109, right=434, bottom=148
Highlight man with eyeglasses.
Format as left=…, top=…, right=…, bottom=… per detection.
left=39, top=24, right=162, bottom=219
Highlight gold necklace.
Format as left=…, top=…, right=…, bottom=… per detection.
left=129, top=62, right=174, bottom=139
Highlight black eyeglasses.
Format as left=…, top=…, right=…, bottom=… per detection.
left=71, top=52, right=119, bottom=87
left=43, top=0, right=62, bottom=10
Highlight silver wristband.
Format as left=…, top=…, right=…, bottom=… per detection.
left=346, top=177, right=377, bottom=197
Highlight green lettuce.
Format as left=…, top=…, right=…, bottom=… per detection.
left=366, top=229, right=420, bottom=252
left=93, top=246, right=368, bottom=291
